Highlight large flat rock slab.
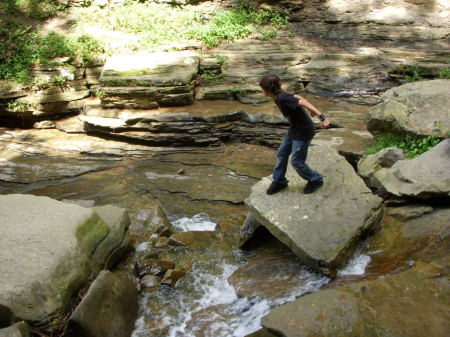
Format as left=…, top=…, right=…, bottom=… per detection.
left=243, top=146, right=382, bottom=275
left=0, top=194, right=128, bottom=322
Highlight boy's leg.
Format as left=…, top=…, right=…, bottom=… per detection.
left=272, top=135, right=292, bottom=185
left=291, top=139, right=323, bottom=183
left=267, top=135, right=292, bottom=195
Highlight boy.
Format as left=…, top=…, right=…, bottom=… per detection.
left=259, top=74, right=330, bottom=195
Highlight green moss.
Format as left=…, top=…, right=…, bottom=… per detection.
left=75, top=213, right=110, bottom=255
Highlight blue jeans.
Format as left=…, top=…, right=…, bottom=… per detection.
left=273, top=135, right=323, bottom=184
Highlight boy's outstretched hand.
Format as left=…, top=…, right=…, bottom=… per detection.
left=321, top=119, right=330, bottom=128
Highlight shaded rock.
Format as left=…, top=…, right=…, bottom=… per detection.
left=161, top=268, right=187, bottom=287
left=153, top=224, right=172, bottom=238
left=0, top=305, right=13, bottom=329
left=55, top=116, right=86, bottom=133
left=376, top=139, right=450, bottom=198
left=63, top=270, right=137, bottom=337
left=387, top=204, right=434, bottom=221
left=367, top=79, right=450, bottom=138
left=91, top=205, right=130, bottom=272
left=0, top=322, right=30, bottom=337
left=242, top=146, right=383, bottom=276
left=152, top=237, right=171, bottom=249
left=0, top=194, right=109, bottom=321
left=244, top=329, right=278, bottom=337
left=357, top=147, right=405, bottom=188
left=262, top=262, right=450, bottom=337
left=33, top=120, right=56, bottom=129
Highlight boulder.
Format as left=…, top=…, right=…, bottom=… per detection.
left=374, top=139, right=450, bottom=198
left=367, top=79, right=450, bottom=138
left=357, top=147, right=405, bottom=188
left=62, top=270, right=137, bottom=337
left=242, top=146, right=382, bottom=275
left=262, top=262, right=449, bottom=337
left=0, top=322, right=30, bottom=337
left=0, top=194, right=128, bottom=322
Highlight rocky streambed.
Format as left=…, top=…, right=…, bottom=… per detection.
left=0, top=93, right=449, bottom=337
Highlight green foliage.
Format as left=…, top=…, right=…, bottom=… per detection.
left=1, top=0, right=68, bottom=19
left=7, top=100, right=35, bottom=112
left=74, top=1, right=289, bottom=50
left=200, top=69, right=223, bottom=84
left=0, top=20, right=103, bottom=84
left=393, top=62, right=425, bottom=82
left=214, top=54, right=229, bottom=66
left=191, top=3, right=290, bottom=48
left=367, top=132, right=442, bottom=159
left=438, top=67, right=450, bottom=79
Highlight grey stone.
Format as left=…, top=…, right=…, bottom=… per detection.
left=357, top=147, right=406, bottom=188
left=387, top=204, right=434, bottom=221
left=377, top=139, right=450, bottom=198
left=63, top=270, right=137, bottom=337
left=0, top=194, right=109, bottom=321
left=368, top=80, right=450, bottom=138
left=33, top=120, right=56, bottom=129
left=243, top=146, right=382, bottom=275
left=0, top=322, right=30, bottom=337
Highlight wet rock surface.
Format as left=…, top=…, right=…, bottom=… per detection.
left=262, top=262, right=449, bottom=337
left=0, top=321, right=30, bottom=337
left=62, top=270, right=137, bottom=337
left=242, top=146, right=383, bottom=275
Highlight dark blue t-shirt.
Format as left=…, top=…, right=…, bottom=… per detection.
left=275, top=92, right=315, bottom=140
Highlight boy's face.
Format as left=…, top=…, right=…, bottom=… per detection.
left=261, top=88, right=271, bottom=97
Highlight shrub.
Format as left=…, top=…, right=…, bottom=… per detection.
left=367, top=132, right=442, bottom=159
left=1, top=0, right=67, bottom=20
left=0, top=23, right=103, bottom=84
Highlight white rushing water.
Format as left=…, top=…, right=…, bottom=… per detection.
left=338, top=252, right=371, bottom=276
left=132, top=214, right=329, bottom=337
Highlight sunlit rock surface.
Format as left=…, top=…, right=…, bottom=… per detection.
left=374, top=139, right=450, bottom=198
left=242, top=146, right=383, bottom=276
left=0, top=194, right=128, bottom=322
left=368, top=79, right=450, bottom=138
left=99, top=51, right=199, bottom=108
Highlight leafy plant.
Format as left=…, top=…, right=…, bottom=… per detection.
left=393, top=62, right=425, bottom=82
left=214, top=54, right=229, bottom=66
left=1, top=0, right=68, bottom=19
left=0, top=22, right=103, bottom=84
left=200, top=69, right=223, bottom=84
left=438, top=67, right=450, bottom=79
left=367, top=132, right=442, bottom=159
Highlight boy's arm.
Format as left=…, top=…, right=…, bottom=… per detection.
left=294, top=95, right=330, bottom=128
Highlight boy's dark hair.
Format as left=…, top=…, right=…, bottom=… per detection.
left=259, top=74, right=282, bottom=95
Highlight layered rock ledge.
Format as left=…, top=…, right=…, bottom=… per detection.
left=241, top=146, right=383, bottom=276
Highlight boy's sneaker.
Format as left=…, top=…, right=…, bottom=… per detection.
left=304, top=180, right=323, bottom=194
left=266, top=181, right=288, bottom=195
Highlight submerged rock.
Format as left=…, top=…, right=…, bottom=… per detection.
left=262, top=262, right=449, bottom=337
left=367, top=79, right=450, bottom=138
left=62, top=270, right=137, bottom=337
left=0, top=194, right=129, bottom=322
left=242, top=146, right=382, bottom=276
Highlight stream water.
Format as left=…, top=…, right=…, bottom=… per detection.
left=0, top=97, right=375, bottom=336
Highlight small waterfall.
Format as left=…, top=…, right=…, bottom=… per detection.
left=132, top=214, right=329, bottom=337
